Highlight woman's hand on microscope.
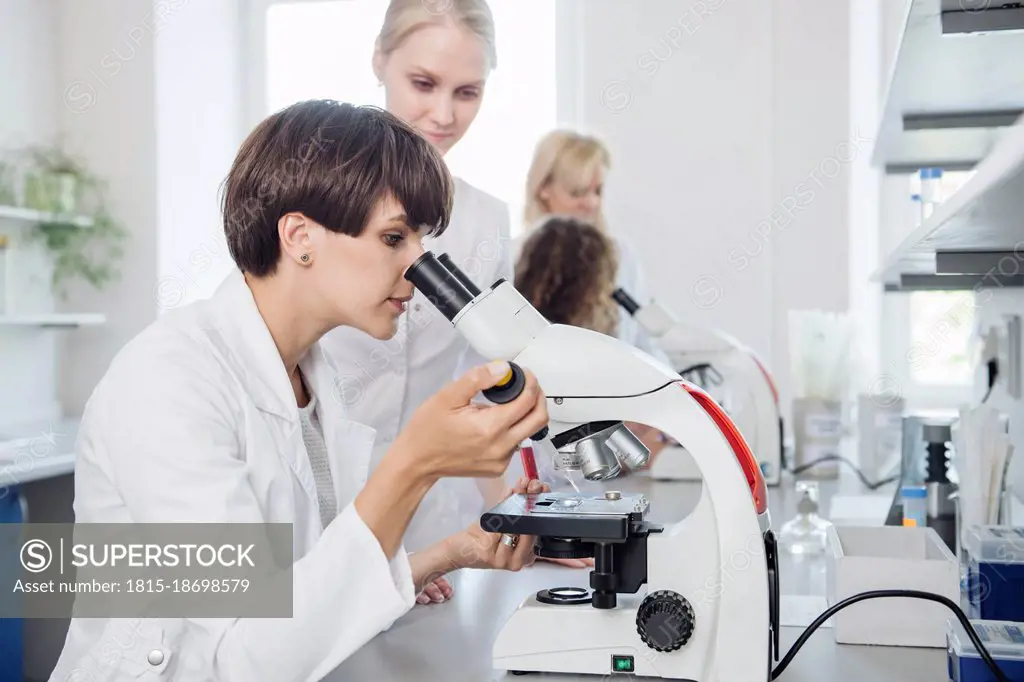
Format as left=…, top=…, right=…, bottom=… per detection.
left=442, top=477, right=545, bottom=572
left=397, top=361, right=548, bottom=483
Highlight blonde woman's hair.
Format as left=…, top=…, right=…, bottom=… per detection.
left=376, top=0, right=497, bottom=69
left=524, top=129, right=612, bottom=232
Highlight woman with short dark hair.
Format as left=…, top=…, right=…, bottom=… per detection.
left=51, top=99, right=548, bottom=682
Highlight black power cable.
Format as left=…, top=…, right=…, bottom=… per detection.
left=789, top=454, right=898, bottom=491
left=771, top=589, right=1009, bottom=682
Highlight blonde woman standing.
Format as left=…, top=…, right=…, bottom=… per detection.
left=523, top=130, right=670, bottom=366
left=320, top=0, right=582, bottom=602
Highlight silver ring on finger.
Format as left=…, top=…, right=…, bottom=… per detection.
left=501, top=533, right=519, bottom=549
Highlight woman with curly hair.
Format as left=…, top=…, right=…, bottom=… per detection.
left=514, top=215, right=620, bottom=335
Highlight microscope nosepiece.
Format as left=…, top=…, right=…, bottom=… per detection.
left=605, top=424, right=650, bottom=471
left=576, top=437, right=622, bottom=481
left=404, top=251, right=475, bottom=322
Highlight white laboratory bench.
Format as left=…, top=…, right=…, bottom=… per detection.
left=325, top=472, right=947, bottom=682
left=0, top=417, right=78, bottom=490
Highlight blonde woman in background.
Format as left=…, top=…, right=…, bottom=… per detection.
left=321, top=0, right=583, bottom=606
left=523, top=130, right=671, bottom=367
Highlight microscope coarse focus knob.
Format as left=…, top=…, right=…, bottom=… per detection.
left=636, top=591, right=695, bottom=652
left=481, top=361, right=549, bottom=441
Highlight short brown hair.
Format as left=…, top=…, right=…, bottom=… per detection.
left=221, top=99, right=453, bottom=276
left=514, top=216, right=619, bottom=335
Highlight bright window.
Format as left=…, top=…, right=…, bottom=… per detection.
left=907, top=290, right=975, bottom=385
left=901, top=170, right=977, bottom=389
left=259, top=0, right=558, bottom=237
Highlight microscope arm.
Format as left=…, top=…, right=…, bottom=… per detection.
left=405, top=253, right=769, bottom=515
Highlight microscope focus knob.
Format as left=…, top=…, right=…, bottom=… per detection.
left=636, top=591, right=695, bottom=652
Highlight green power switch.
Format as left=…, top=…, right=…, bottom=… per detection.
left=611, top=655, right=634, bottom=673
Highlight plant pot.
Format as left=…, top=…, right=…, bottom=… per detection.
left=0, top=163, right=15, bottom=206
left=54, top=172, right=78, bottom=213
left=21, top=172, right=78, bottom=213
left=22, top=172, right=50, bottom=211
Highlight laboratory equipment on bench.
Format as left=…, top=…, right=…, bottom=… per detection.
left=923, top=421, right=958, bottom=553
left=611, top=288, right=784, bottom=487
left=964, top=526, right=1024, bottom=623
left=406, top=252, right=780, bottom=681
left=901, top=485, right=928, bottom=528
left=947, top=619, right=1024, bottom=682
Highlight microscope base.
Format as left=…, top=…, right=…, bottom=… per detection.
left=494, top=590, right=717, bottom=680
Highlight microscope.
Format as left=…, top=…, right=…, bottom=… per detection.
left=612, top=288, right=785, bottom=487
left=406, top=253, right=780, bottom=681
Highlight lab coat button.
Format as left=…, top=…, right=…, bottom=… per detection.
left=148, top=649, right=165, bottom=666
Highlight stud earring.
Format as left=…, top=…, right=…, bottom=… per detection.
left=300, top=253, right=311, bottom=264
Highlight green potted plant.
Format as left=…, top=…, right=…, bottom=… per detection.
left=16, top=144, right=127, bottom=297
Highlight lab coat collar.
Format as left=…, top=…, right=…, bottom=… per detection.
left=211, top=268, right=305, bottom=422
left=211, top=269, right=376, bottom=505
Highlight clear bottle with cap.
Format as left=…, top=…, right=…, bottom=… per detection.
left=779, top=481, right=832, bottom=554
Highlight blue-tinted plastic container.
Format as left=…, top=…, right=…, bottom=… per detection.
left=947, top=619, right=1024, bottom=682
left=964, top=526, right=1024, bottom=622
left=901, top=485, right=927, bottom=527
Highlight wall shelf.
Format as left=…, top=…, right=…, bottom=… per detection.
left=0, top=313, right=105, bottom=327
left=872, top=0, right=1024, bottom=174
left=874, top=112, right=1024, bottom=287
left=0, top=204, right=94, bottom=228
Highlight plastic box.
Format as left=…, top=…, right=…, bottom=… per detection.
left=826, top=524, right=960, bottom=647
left=964, top=526, right=1024, bottom=622
left=947, top=619, right=1024, bottom=682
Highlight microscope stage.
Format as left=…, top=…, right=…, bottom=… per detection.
left=480, top=491, right=650, bottom=540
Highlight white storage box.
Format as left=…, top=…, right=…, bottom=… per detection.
left=825, top=524, right=960, bottom=647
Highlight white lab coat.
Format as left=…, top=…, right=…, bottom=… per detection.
left=318, top=176, right=514, bottom=553
left=50, top=269, right=417, bottom=682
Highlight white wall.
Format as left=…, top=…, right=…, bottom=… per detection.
left=52, top=0, right=162, bottom=417
left=847, top=0, right=882, bottom=389
left=155, top=0, right=244, bottom=310
left=53, top=0, right=244, bottom=416
left=0, top=0, right=62, bottom=429
left=567, top=0, right=853, bottom=432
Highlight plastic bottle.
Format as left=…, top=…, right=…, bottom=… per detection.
left=779, top=481, right=832, bottom=554
left=901, top=484, right=928, bottom=527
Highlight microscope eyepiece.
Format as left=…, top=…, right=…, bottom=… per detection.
left=611, top=288, right=640, bottom=316
left=405, top=251, right=476, bottom=322
left=438, top=253, right=483, bottom=297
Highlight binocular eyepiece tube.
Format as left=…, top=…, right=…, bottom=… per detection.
left=611, top=288, right=641, bottom=316
left=405, top=251, right=477, bottom=322
left=405, top=251, right=549, bottom=443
